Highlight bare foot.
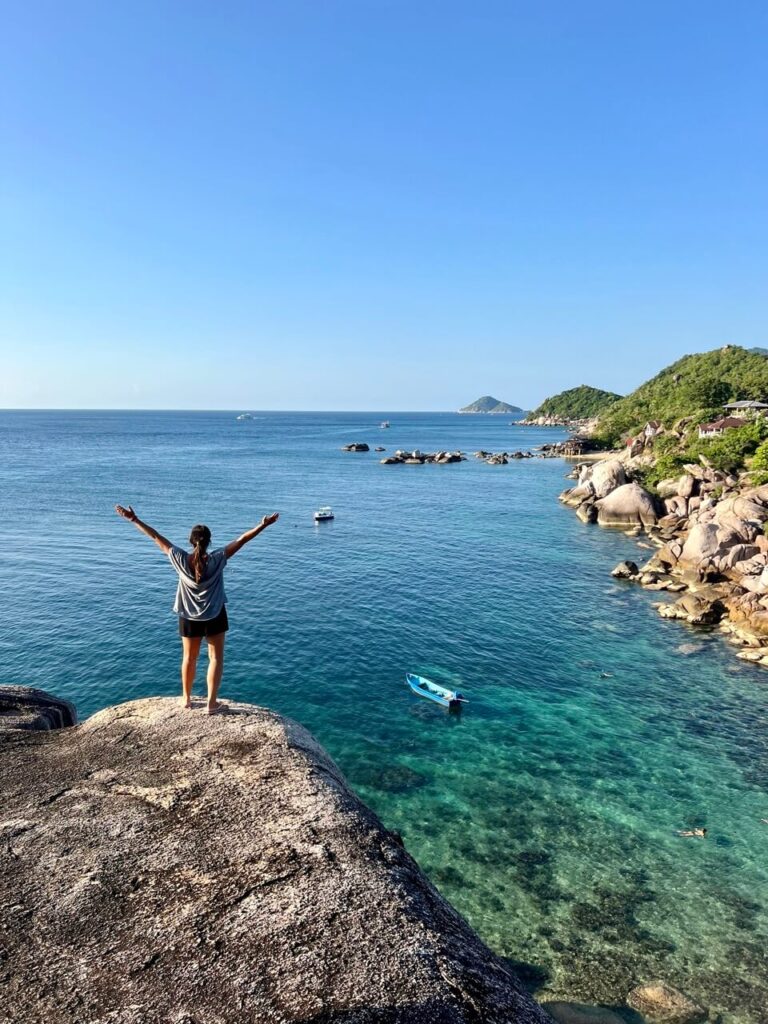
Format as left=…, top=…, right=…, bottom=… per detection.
left=207, top=701, right=226, bottom=716
left=180, top=698, right=192, bottom=710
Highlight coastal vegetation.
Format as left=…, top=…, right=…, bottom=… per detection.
left=637, top=420, right=768, bottom=490
left=459, top=395, right=522, bottom=414
left=530, top=384, right=622, bottom=420
left=592, top=345, right=768, bottom=451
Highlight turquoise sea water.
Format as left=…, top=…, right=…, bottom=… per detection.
left=2, top=410, right=767, bottom=1021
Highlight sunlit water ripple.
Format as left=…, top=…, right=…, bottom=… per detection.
left=2, top=410, right=767, bottom=1021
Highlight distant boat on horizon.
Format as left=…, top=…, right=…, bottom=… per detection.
left=380, top=420, right=391, bottom=428
left=236, top=413, right=255, bottom=421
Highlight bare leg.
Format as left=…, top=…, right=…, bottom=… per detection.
left=181, top=636, right=202, bottom=707
left=206, top=632, right=226, bottom=714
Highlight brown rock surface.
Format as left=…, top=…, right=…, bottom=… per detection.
left=0, top=690, right=549, bottom=1024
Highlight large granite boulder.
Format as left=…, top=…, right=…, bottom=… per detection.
left=664, top=496, right=688, bottom=518
left=589, top=459, right=626, bottom=499
left=575, top=501, right=597, bottom=523
left=658, top=591, right=724, bottom=626
left=706, top=491, right=768, bottom=542
left=595, top=483, right=658, bottom=527
left=676, top=473, right=697, bottom=500
left=711, top=499, right=762, bottom=540
left=655, top=478, right=681, bottom=499
left=738, top=564, right=768, bottom=595
left=0, top=691, right=549, bottom=1024
left=719, top=544, right=762, bottom=571
left=560, top=485, right=594, bottom=508
left=679, top=524, right=728, bottom=567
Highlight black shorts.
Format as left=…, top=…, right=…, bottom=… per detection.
left=179, top=606, right=229, bottom=638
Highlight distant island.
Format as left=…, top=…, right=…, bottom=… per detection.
left=527, top=384, right=622, bottom=423
left=458, top=395, right=522, bottom=414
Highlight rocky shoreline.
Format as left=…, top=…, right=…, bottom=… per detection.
left=518, top=416, right=597, bottom=431
left=559, top=452, right=768, bottom=667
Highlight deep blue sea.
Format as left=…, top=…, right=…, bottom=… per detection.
left=3, top=410, right=767, bottom=1021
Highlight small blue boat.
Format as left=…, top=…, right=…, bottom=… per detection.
left=406, top=672, right=467, bottom=709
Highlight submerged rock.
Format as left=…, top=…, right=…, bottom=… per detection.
left=627, top=980, right=707, bottom=1023
left=0, top=689, right=549, bottom=1024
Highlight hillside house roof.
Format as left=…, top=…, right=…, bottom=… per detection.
left=699, top=416, right=747, bottom=432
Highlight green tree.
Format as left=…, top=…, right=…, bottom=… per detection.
left=687, top=419, right=768, bottom=472
left=748, top=439, right=768, bottom=485
left=678, top=376, right=730, bottom=410
left=595, top=346, right=768, bottom=444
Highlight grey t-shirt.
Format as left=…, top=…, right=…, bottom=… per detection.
left=168, top=546, right=228, bottom=620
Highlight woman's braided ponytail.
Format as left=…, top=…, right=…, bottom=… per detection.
left=189, top=524, right=211, bottom=583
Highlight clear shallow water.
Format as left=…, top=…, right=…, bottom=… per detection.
left=2, top=410, right=768, bottom=1021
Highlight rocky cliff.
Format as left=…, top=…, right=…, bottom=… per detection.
left=0, top=687, right=550, bottom=1024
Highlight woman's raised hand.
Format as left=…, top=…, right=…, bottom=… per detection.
left=261, top=512, right=280, bottom=528
left=115, top=504, right=138, bottom=522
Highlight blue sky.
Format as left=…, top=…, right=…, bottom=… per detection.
left=1, top=1, right=766, bottom=409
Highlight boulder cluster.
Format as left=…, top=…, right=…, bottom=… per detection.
left=521, top=416, right=596, bottom=430
left=380, top=449, right=467, bottom=464
left=474, top=450, right=534, bottom=465
left=560, top=459, right=658, bottom=527
left=343, top=442, right=588, bottom=465
left=562, top=453, right=768, bottom=666
left=538, top=439, right=597, bottom=458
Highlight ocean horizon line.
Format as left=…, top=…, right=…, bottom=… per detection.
left=0, top=406, right=533, bottom=415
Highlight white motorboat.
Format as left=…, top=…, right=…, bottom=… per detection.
left=314, top=506, right=335, bottom=522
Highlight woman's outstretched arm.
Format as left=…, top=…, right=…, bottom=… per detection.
left=225, top=513, right=279, bottom=559
left=115, top=505, right=173, bottom=555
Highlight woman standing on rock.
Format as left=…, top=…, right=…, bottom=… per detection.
left=114, top=506, right=279, bottom=714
